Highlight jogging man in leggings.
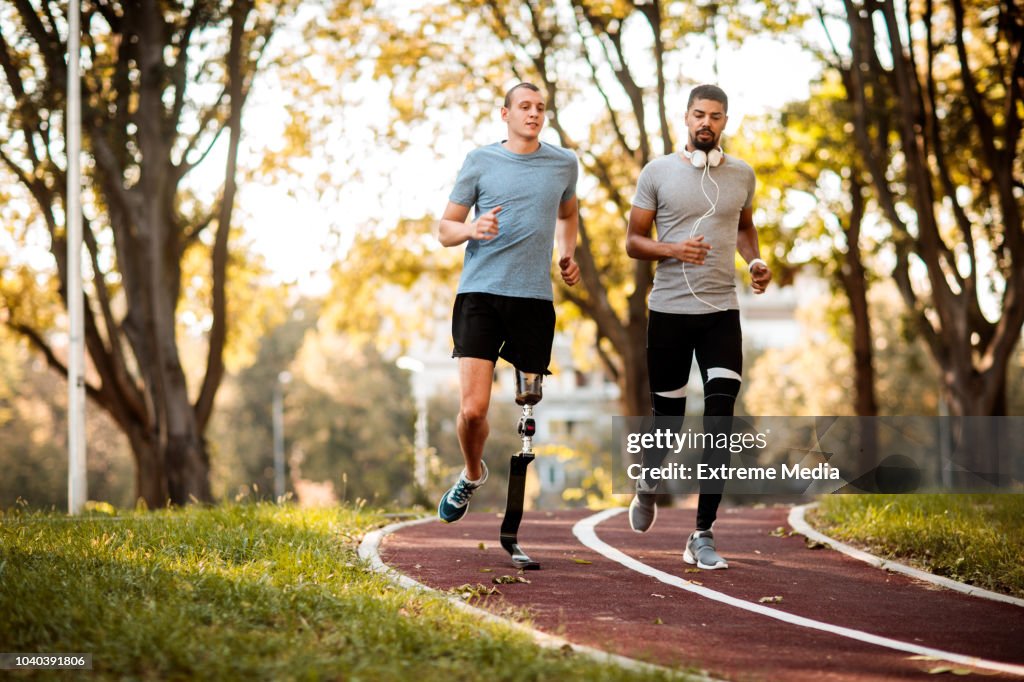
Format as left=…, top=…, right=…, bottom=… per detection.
left=436, top=82, right=580, bottom=523
left=625, top=84, right=771, bottom=569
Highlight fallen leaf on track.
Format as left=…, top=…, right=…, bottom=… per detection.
left=493, top=575, right=531, bottom=585
left=452, top=583, right=500, bottom=600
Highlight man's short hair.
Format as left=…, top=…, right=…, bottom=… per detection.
left=687, top=84, right=728, bottom=113
left=504, top=82, right=542, bottom=108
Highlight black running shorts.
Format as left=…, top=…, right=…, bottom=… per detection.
left=452, top=292, right=555, bottom=375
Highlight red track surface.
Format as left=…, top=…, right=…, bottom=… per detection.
left=379, top=506, right=1024, bottom=681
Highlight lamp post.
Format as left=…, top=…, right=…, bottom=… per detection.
left=396, top=356, right=428, bottom=491
left=67, top=0, right=86, bottom=515
left=272, top=370, right=292, bottom=500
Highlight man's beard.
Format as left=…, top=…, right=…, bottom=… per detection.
left=692, top=129, right=718, bottom=152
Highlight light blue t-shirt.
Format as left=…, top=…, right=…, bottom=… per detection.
left=450, top=141, right=578, bottom=301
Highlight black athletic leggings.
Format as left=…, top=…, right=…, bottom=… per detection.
left=646, top=309, right=743, bottom=531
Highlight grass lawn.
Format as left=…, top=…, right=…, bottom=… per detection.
left=0, top=503, right=680, bottom=681
left=811, top=494, right=1024, bottom=599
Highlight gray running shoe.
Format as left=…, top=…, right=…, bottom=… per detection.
left=628, top=479, right=658, bottom=533
left=683, top=529, right=728, bottom=569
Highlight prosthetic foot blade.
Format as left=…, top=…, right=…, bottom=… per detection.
left=500, top=452, right=539, bottom=569
left=502, top=540, right=540, bottom=570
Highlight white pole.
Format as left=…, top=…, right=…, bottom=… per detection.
left=414, top=393, right=428, bottom=490
left=67, top=0, right=87, bottom=514
left=397, top=356, right=428, bottom=490
left=272, top=371, right=291, bottom=500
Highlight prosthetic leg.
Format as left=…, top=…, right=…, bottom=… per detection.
left=500, top=370, right=543, bottom=570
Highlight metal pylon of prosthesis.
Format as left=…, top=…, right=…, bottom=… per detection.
left=500, top=372, right=542, bottom=570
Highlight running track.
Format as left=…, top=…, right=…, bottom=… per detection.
left=372, top=506, right=1024, bottom=681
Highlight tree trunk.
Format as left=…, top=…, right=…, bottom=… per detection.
left=843, top=197, right=877, bottom=419
left=835, top=177, right=879, bottom=473
left=943, top=364, right=1007, bottom=418
left=126, top=423, right=166, bottom=509
left=132, top=0, right=214, bottom=505
left=620, top=329, right=651, bottom=417
left=940, top=352, right=1010, bottom=487
left=161, top=365, right=214, bottom=505
left=166, top=433, right=213, bottom=505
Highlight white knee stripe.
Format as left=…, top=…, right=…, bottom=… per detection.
left=707, top=367, right=742, bottom=382
left=655, top=386, right=688, bottom=398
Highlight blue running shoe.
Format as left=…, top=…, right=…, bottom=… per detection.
left=437, top=462, right=489, bottom=523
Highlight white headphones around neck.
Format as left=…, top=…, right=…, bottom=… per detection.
left=680, top=144, right=727, bottom=312
left=683, top=147, right=723, bottom=168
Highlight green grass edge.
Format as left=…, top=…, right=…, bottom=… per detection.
left=810, top=494, right=1024, bottom=600
left=0, top=503, right=690, bottom=681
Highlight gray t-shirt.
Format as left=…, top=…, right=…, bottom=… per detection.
left=632, top=153, right=756, bottom=314
left=450, top=142, right=578, bottom=301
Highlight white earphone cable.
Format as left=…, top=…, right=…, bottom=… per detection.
left=681, top=158, right=727, bottom=312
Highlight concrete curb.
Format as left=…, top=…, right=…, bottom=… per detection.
left=788, top=502, right=1024, bottom=608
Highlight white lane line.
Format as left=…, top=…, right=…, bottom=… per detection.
left=573, top=508, right=1024, bottom=678
left=358, top=515, right=709, bottom=680
left=789, top=503, right=1024, bottom=608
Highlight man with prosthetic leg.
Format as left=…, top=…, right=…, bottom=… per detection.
left=625, top=85, right=772, bottom=570
left=436, top=82, right=580, bottom=569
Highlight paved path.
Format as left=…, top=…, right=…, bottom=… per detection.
left=377, top=506, right=1024, bottom=681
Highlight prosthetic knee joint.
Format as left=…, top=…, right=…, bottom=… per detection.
left=501, top=369, right=544, bottom=570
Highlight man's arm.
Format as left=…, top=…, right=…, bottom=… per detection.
left=736, top=207, right=771, bottom=294
left=437, top=202, right=501, bottom=247
left=626, top=206, right=711, bottom=264
left=556, top=196, right=580, bottom=286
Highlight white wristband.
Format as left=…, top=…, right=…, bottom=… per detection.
left=748, top=258, right=767, bottom=273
